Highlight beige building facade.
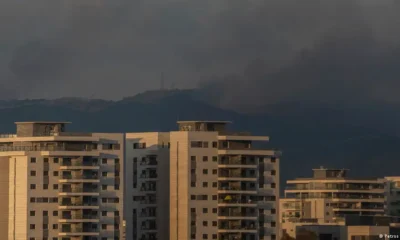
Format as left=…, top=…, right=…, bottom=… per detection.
left=125, top=121, right=281, bottom=240
left=384, top=176, right=400, bottom=218
left=0, top=122, right=124, bottom=240
left=280, top=168, right=385, bottom=231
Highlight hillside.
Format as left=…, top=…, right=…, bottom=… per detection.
left=0, top=90, right=399, bottom=184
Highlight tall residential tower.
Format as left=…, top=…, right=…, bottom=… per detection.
left=0, top=122, right=124, bottom=240
left=125, top=121, right=281, bottom=240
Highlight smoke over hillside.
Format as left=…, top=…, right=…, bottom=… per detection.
left=0, top=0, right=399, bottom=105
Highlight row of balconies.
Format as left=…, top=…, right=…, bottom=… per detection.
left=287, top=184, right=384, bottom=191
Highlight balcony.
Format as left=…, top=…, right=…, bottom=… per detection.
left=60, top=173, right=99, bottom=183
left=59, top=186, right=99, bottom=196
left=139, top=209, right=157, bottom=218
left=0, top=134, right=17, bottom=138
left=218, top=172, right=257, bottom=181
left=218, top=199, right=257, bottom=207
left=59, top=225, right=99, bottom=236
left=218, top=224, right=257, bottom=233
left=140, top=233, right=158, bottom=240
left=140, top=158, right=158, bottom=167
left=0, top=145, right=97, bottom=152
left=60, top=160, right=99, bottom=170
left=59, top=213, right=99, bottom=223
left=218, top=157, right=258, bottom=168
left=59, top=199, right=99, bottom=210
left=218, top=212, right=258, bottom=220
left=140, top=199, right=157, bottom=205
left=218, top=186, right=257, bottom=194
left=140, top=173, right=158, bottom=179
left=285, top=185, right=384, bottom=192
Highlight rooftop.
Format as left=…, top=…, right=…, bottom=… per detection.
left=15, top=121, right=71, bottom=124
left=177, top=120, right=232, bottom=124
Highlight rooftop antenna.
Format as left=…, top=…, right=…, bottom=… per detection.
left=160, top=72, right=165, bottom=91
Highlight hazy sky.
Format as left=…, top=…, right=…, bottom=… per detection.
left=1, top=0, right=400, bottom=104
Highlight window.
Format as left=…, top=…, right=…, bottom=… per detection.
left=271, top=170, right=276, bottom=176
left=43, top=211, right=48, bottom=216
left=271, top=209, right=276, bottom=214
left=271, top=183, right=276, bottom=188
left=191, top=182, right=196, bottom=187
left=202, top=182, right=208, bottom=188
left=212, top=221, right=217, bottom=227
left=212, top=169, right=217, bottom=175
left=203, top=156, right=208, bottom=162
left=53, top=171, right=59, bottom=177
left=203, top=169, right=208, bottom=175
left=115, top=158, right=120, bottom=164
left=191, top=195, right=196, bottom=200
left=271, top=157, right=276, bottom=163
left=43, top=224, right=48, bottom=230
left=191, top=208, right=196, bottom=213
left=197, top=195, right=208, bottom=200
left=212, top=208, right=217, bottom=213
left=102, top=172, right=108, bottom=177
left=115, top=185, right=120, bottom=190
left=102, top=224, right=107, bottom=230
left=30, top=224, right=35, bottom=229
left=53, top=224, right=58, bottom=229
left=203, top=221, right=208, bottom=226
left=30, top=184, right=36, bottom=190
left=212, top=182, right=217, bottom=188
left=43, top=171, right=48, bottom=176
left=114, top=211, right=119, bottom=216
left=212, top=195, right=217, bottom=200
left=102, top=159, right=107, bottom=164
left=30, top=158, right=36, bottom=163
left=133, top=143, right=146, bottom=149
left=203, top=234, right=208, bottom=239
left=30, top=211, right=35, bottom=216
left=191, top=156, right=196, bottom=161
left=271, top=222, right=276, bottom=227
left=102, top=211, right=107, bottom=216
left=53, top=184, right=58, bottom=190
left=30, top=198, right=35, bottom=203
left=212, top=156, right=218, bottom=162
left=212, top=142, right=218, bottom=148
left=53, top=211, right=58, bottom=216
left=43, top=184, right=48, bottom=190
left=102, top=185, right=107, bottom=190
left=44, top=158, right=49, bottom=163
left=102, top=198, right=107, bottom=203
left=191, top=141, right=203, bottom=148
left=30, top=171, right=36, bottom=176
left=212, top=234, right=217, bottom=239
left=202, top=208, right=208, bottom=213
left=53, top=158, right=59, bottom=163
left=203, top=142, right=209, bottom=148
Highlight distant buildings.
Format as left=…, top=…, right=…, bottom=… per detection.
left=384, top=177, right=400, bottom=218
left=0, top=122, right=124, bottom=240
left=280, top=167, right=386, bottom=238
left=282, top=215, right=400, bottom=240
left=125, top=121, right=281, bottom=240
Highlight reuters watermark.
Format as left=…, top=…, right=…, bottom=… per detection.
left=379, top=234, right=400, bottom=239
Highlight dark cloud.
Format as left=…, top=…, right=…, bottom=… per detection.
left=0, top=0, right=399, bottom=102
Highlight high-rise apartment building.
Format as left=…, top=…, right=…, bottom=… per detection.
left=125, top=132, right=171, bottom=240
left=125, top=121, right=281, bottom=240
left=0, top=122, right=124, bottom=240
left=280, top=168, right=385, bottom=227
left=383, top=176, right=400, bottom=217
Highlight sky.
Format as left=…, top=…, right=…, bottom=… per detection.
left=0, top=0, right=400, bottom=105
